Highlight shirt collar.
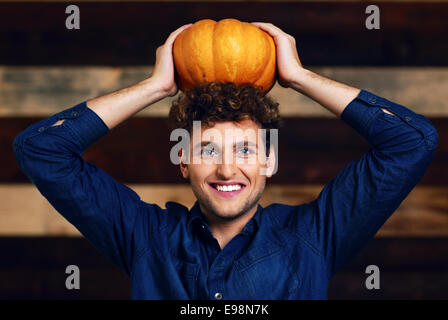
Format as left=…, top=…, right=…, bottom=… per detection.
left=187, top=200, right=263, bottom=234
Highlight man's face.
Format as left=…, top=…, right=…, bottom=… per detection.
left=180, top=119, right=275, bottom=221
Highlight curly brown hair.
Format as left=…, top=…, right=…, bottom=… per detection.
left=168, top=82, right=281, bottom=155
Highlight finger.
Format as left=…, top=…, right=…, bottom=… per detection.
left=250, top=22, right=284, bottom=36
left=251, top=23, right=289, bottom=46
left=167, top=23, right=193, bottom=43
left=165, top=23, right=193, bottom=45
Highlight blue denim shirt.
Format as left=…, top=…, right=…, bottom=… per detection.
left=13, top=90, right=438, bottom=299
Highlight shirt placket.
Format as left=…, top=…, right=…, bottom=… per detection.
left=205, top=230, right=252, bottom=300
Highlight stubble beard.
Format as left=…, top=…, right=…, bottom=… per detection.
left=191, top=179, right=265, bottom=222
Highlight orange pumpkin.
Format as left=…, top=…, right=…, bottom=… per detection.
left=173, top=18, right=277, bottom=93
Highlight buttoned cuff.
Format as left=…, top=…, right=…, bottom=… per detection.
left=341, top=89, right=438, bottom=144
left=340, top=90, right=383, bottom=140
left=61, top=101, right=109, bottom=150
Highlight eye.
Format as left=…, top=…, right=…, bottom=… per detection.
left=237, top=146, right=255, bottom=156
left=201, top=146, right=217, bottom=157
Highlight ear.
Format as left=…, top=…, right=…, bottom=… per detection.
left=179, top=148, right=189, bottom=179
left=265, top=144, right=277, bottom=178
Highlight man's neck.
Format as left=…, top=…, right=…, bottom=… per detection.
left=203, top=205, right=258, bottom=250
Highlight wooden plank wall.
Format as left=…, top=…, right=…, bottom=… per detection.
left=0, top=1, right=447, bottom=299
left=1, top=2, right=448, bottom=65
left=1, top=66, right=448, bottom=118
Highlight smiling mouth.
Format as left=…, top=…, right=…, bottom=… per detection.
left=208, top=183, right=247, bottom=197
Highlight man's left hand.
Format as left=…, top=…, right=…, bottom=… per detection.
left=251, top=22, right=304, bottom=89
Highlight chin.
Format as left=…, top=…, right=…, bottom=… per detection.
left=204, top=199, right=240, bottom=216
left=212, top=209, right=247, bottom=221
left=200, top=197, right=249, bottom=221
left=213, top=207, right=245, bottom=219
left=192, top=182, right=264, bottom=222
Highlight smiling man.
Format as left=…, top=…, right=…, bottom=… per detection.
left=169, top=83, right=279, bottom=249
left=13, top=22, right=438, bottom=299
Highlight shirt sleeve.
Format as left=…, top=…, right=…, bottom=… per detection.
left=12, top=102, right=157, bottom=276
left=307, top=90, right=439, bottom=279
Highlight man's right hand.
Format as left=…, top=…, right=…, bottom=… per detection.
left=152, top=23, right=193, bottom=97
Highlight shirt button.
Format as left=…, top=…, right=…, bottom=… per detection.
left=369, top=98, right=376, bottom=104
left=214, top=292, right=222, bottom=300
left=405, top=116, right=412, bottom=122
left=71, top=111, right=78, bottom=117
left=38, top=127, right=45, bottom=132
left=201, top=225, right=205, bottom=229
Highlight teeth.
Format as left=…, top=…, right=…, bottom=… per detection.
left=215, top=184, right=242, bottom=192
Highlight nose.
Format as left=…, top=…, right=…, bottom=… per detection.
left=215, top=162, right=237, bottom=180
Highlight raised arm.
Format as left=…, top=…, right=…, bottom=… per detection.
left=54, top=23, right=192, bottom=130
left=251, top=22, right=395, bottom=118
left=253, top=22, right=439, bottom=277
left=13, top=24, right=192, bottom=276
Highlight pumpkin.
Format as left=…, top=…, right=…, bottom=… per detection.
left=173, top=18, right=276, bottom=93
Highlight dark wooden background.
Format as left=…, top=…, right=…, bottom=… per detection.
left=1, top=2, right=448, bottom=66
left=1, top=1, right=447, bottom=300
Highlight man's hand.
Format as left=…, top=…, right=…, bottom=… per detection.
left=251, top=22, right=303, bottom=89
left=152, top=23, right=193, bottom=97
left=252, top=22, right=360, bottom=118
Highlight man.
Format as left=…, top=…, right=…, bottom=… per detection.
left=13, top=22, right=438, bottom=299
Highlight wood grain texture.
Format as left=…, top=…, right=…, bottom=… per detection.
left=1, top=66, right=448, bottom=118
left=0, top=184, right=446, bottom=236
left=1, top=2, right=447, bottom=65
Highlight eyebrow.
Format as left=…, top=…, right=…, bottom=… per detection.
left=191, top=141, right=219, bottom=153
left=235, top=141, right=257, bottom=148
left=194, top=141, right=218, bottom=149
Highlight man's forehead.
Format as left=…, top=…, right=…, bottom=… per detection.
left=200, top=119, right=261, bottom=130
left=199, top=120, right=262, bottom=143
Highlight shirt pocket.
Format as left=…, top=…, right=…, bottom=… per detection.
left=234, top=241, right=300, bottom=299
